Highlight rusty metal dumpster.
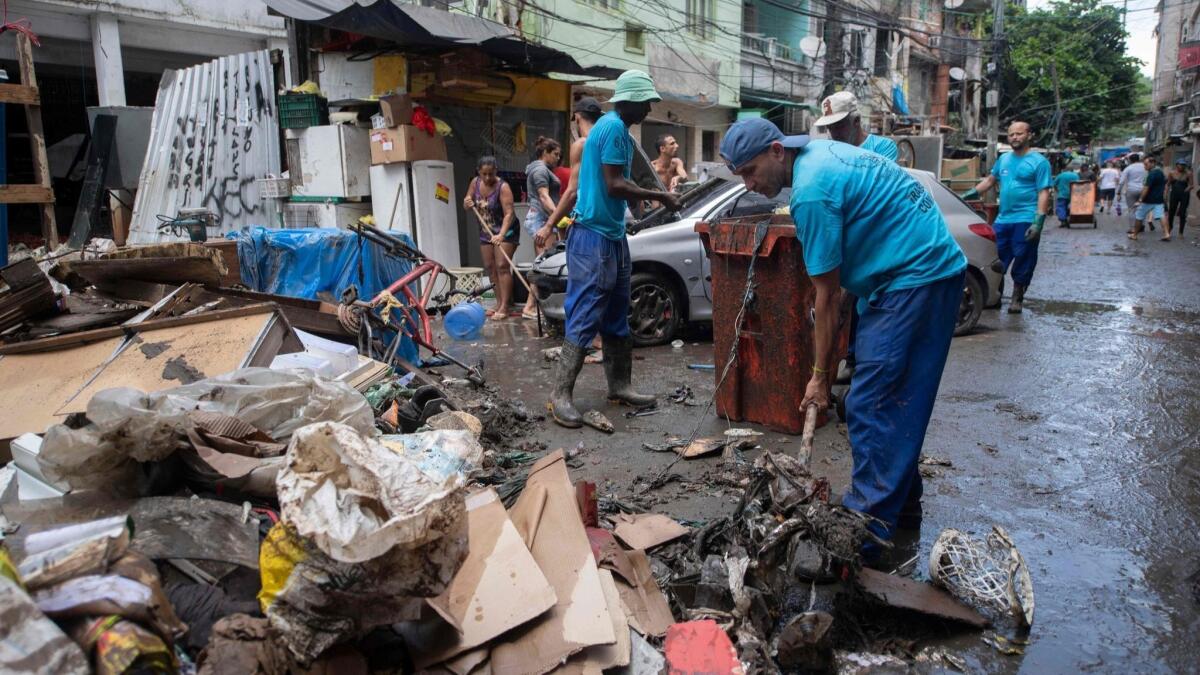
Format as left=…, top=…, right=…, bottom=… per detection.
left=695, top=215, right=847, bottom=435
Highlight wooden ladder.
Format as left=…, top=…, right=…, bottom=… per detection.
left=0, top=33, right=57, bottom=248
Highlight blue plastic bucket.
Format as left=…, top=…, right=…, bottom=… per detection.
left=444, top=301, right=485, bottom=341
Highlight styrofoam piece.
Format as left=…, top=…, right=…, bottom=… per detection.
left=11, top=433, right=47, bottom=480
left=294, top=330, right=358, bottom=376
left=270, top=352, right=336, bottom=378
left=16, top=466, right=65, bottom=501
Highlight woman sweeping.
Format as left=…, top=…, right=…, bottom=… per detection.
left=463, top=156, right=517, bottom=320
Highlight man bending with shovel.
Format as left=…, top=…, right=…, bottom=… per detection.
left=720, top=118, right=965, bottom=558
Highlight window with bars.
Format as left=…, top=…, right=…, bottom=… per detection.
left=742, top=1, right=757, bottom=33
left=848, top=29, right=866, bottom=70
left=584, top=0, right=622, bottom=10
left=625, top=24, right=645, bottom=52
left=874, top=29, right=890, bottom=76
left=686, top=0, right=716, bottom=40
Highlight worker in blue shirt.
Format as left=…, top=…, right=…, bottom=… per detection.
left=720, top=118, right=966, bottom=558
left=544, top=71, right=681, bottom=428
left=1053, top=162, right=1081, bottom=226
left=814, top=91, right=900, bottom=161
left=963, top=120, right=1052, bottom=314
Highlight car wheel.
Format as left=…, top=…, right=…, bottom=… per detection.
left=628, top=271, right=684, bottom=347
left=955, top=271, right=984, bottom=336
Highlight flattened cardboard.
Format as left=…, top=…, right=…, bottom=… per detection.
left=406, top=489, right=556, bottom=669
left=0, top=336, right=125, bottom=440
left=489, top=451, right=615, bottom=675
left=614, top=550, right=674, bottom=638
left=558, top=569, right=632, bottom=673
left=613, top=513, right=689, bottom=551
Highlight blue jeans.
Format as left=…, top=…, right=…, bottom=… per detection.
left=524, top=208, right=546, bottom=240
left=564, top=225, right=631, bottom=348
left=842, top=272, right=963, bottom=549
left=994, top=220, right=1039, bottom=286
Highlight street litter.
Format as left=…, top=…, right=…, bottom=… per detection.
left=612, top=513, right=690, bottom=550
left=581, top=409, right=615, bottom=433
left=929, top=526, right=1035, bottom=627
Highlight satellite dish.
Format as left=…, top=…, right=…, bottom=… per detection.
left=944, top=0, right=964, bottom=7
left=799, top=36, right=826, bottom=60
left=949, top=67, right=966, bottom=81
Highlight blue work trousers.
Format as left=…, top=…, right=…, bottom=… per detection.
left=1055, top=197, right=1070, bottom=223
left=564, top=225, right=631, bottom=348
left=994, top=220, right=1039, bottom=286
left=842, top=272, right=964, bottom=547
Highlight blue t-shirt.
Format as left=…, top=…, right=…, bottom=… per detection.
left=1054, top=171, right=1079, bottom=199
left=788, top=140, right=966, bottom=308
left=573, top=111, right=633, bottom=240
left=861, top=134, right=899, bottom=161
left=991, top=151, right=1052, bottom=223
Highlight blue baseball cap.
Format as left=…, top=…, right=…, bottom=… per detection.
left=720, top=118, right=809, bottom=171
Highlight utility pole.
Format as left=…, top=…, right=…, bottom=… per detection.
left=986, top=0, right=1005, bottom=171
left=1049, top=60, right=1062, bottom=147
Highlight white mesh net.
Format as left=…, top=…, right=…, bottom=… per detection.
left=929, top=525, right=1035, bottom=627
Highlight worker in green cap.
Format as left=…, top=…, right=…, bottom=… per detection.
left=547, top=70, right=681, bottom=428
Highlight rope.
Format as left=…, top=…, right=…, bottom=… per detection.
left=1, top=1, right=39, bottom=45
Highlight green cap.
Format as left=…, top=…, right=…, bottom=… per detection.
left=610, top=69, right=662, bottom=103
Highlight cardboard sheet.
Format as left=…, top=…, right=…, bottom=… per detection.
left=558, top=569, right=632, bottom=673
left=613, top=513, right=689, bottom=551
left=615, top=550, right=675, bottom=638
left=406, top=489, right=556, bottom=669
left=57, top=311, right=278, bottom=415
left=0, top=336, right=124, bottom=439
left=489, top=451, right=615, bottom=675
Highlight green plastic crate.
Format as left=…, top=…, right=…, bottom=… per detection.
left=278, top=93, right=329, bottom=129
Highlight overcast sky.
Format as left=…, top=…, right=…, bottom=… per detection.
left=1026, top=0, right=1159, bottom=75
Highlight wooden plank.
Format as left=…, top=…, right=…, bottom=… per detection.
left=0, top=185, right=54, bottom=204
left=0, top=336, right=126, bottom=440
left=855, top=568, right=989, bottom=627
left=0, top=83, right=38, bottom=105
left=16, top=33, right=57, bottom=248
left=68, top=255, right=224, bottom=287
left=57, top=311, right=279, bottom=415
left=0, top=303, right=277, bottom=355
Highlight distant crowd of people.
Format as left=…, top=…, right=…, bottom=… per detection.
left=1060, top=153, right=1195, bottom=241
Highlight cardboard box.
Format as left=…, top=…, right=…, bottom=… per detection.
left=942, top=157, right=980, bottom=181
left=370, top=125, right=447, bottom=164
left=378, top=93, right=415, bottom=127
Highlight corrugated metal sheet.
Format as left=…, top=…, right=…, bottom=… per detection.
left=129, top=51, right=281, bottom=244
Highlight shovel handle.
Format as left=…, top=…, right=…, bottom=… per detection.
left=798, top=404, right=818, bottom=468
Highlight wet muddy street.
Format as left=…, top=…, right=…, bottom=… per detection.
left=439, top=207, right=1200, bottom=673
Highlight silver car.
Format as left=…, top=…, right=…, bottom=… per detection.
left=528, top=169, right=1003, bottom=347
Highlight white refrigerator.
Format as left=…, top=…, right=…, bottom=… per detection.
left=369, top=161, right=459, bottom=266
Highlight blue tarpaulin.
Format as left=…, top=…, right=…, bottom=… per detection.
left=892, top=84, right=910, bottom=115
left=232, top=227, right=418, bottom=364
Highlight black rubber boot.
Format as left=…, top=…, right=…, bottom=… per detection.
left=550, top=341, right=586, bottom=428
left=1008, top=284, right=1026, bottom=314
left=602, top=335, right=656, bottom=407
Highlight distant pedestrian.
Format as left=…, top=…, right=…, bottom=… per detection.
left=964, top=120, right=1052, bottom=314
left=1054, top=163, right=1080, bottom=227
left=814, top=91, right=899, bottom=160
left=463, top=156, right=517, bottom=320
left=1167, top=159, right=1193, bottom=237
left=1098, top=161, right=1120, bottom=213
left=1132, top=156, right=1169, bottom=241
left=522, top=136, right=562, bottom=319
left=652, top=134, right=688, bottom=191
left=1078, top=163, right=1095, bottom=182
left=1118, top=152, right=1148, bottom=232
left=537, top=97, right=603, bottom=246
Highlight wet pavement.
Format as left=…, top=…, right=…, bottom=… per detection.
left=435, top=207, right=1200, bottom=673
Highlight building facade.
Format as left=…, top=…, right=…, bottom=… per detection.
left=1147, top=0, right=1200, bottom=166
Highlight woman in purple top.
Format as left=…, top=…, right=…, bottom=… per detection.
left=463, top=156, right=517, bottom=319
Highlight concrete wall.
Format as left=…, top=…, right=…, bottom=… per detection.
left=751, top=0, right=813, bottom=48
left=1152, top=0, right=1185, bottom=109
left=530, top=0, right=742, bottom=109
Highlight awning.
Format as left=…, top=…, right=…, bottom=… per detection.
left=264, top=0, right=621, bottom=78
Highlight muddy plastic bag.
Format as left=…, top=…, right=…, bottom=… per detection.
left=278, top=423, right=477, bottom=564
left=266, top=423, right=477, bottom=661
left=929, top=526, right=1035, bottom=627
left=39, top=368, right=375, bottom=491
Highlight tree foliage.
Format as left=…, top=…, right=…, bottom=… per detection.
left=997, top=0, right=1142, bottom=144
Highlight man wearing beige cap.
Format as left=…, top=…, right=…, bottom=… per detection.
left=814, top=91, right=898, bottom=161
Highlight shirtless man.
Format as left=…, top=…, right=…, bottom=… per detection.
left=652, top=134, right=688, bottom=190
left=537, top=97, right=603, bottom=246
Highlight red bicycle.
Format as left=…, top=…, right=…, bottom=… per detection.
left=340, top=222, right=487, bottom=384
